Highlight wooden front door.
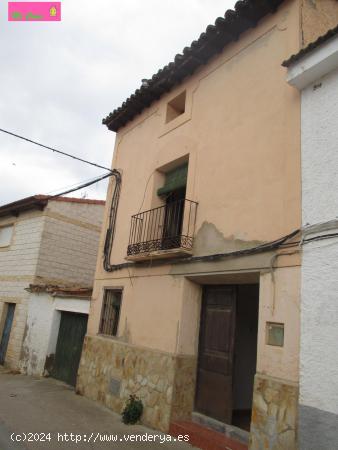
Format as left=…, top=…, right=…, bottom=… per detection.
left=51, top=312, right=88, bottom=386
left=195, top=286, right=236, bottom=423
left=0, top=303, right=16, bottom=365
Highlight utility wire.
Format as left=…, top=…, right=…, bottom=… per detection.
left=48, top=172, right=112, bottom=198
left=45, top=173, right=108, bottom=195
left=4, top=172, right=112, bottom=214
left=0, top=127, right=112, bottom=173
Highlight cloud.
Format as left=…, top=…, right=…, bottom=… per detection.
left=0, top=0, right=236, bottom=205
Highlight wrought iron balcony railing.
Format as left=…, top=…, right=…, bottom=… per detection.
left=127, top=198, right=198, bottom=257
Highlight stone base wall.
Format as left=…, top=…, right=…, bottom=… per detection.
left=76, top=335, right=196, bottom=431
left=250, top=374, right=299, bottom=450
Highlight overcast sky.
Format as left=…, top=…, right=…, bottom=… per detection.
left=0, top=0, right=236, bottom=205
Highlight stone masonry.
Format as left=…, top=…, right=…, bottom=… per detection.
left=249, top=374, right=298, bottom=450
left=77, top=335, right=196, bottom=432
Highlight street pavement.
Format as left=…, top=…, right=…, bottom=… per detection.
left=0, top=372, right=197, bottom=450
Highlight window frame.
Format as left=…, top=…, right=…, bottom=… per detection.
left=159, top=89, right=193, bottom=137
left=0, top=223, right=14, bottom=249
left=165, top=90, right=186, bottom=124
left=98, top=289, right=123, bottom=337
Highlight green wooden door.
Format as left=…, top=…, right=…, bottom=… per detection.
left=52, top=312, right=88, bottom=386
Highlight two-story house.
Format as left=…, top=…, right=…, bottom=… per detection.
left=0, top=195, right=104, bottom=385
left=77, top=1, right=338, bottom=450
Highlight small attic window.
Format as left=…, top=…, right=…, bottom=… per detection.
left=166, top=91, right=186, bottom=123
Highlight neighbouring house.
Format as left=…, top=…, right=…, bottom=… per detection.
left=76, top=2, right=338, bottom=450
left=23, top=284, right=92, bottom=386
left=0, top=195, right=105, bottom=385
left=284, top=26, right=338, bottom=450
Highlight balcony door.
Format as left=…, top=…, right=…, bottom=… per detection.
left=162, top=187, right=186, bottom=250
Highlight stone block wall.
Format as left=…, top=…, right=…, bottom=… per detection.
left=77, top=335, right=196, bottom=431
left=36, top=200, right=104, bottom=286
left=250, top=374, right=299, bottom=450
left=0, top=200, right=104, bottom=370
left=0, top=212, right=44, bottom=369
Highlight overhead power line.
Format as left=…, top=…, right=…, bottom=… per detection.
left=48, top=172, right=113, bottom=198
left=4, top=172, right=113, bottom=216
left=0, top=127, right=112, bottom=172
left=45, top=173, right=109, bottom=195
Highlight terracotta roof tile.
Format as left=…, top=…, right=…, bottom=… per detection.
left=103, top=0, right=285, bottom=132
left=282, top=24, right=338, bottom=67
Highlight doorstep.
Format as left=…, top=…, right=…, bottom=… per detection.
left=169, top=421, right=248, bottom=450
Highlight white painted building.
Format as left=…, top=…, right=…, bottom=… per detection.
left=0, top=195, right=104, bottom=382
left=24, top=285, right=91, bottom=383
left=285, top=26, right=338, bottom=450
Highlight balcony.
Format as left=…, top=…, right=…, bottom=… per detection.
left=126, top=198, right=198, bottom=261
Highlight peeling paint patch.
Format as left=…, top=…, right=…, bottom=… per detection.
left=193, top=222, right=263, bottom=257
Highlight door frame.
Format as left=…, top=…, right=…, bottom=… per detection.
left=51, top=311, right=88, bottom=386
left=194, top=283, right=259, bottom=431
left=194, top=285, right=237, bottom=423
left=0, top=303, right=16, bottom=365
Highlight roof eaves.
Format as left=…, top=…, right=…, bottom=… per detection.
left=0, top=195, right=105, bottom=218
left=0, top=195, right=49, bottom=218
left=50, top=197, right=105, bottom=206
left=282, top=24, right=338, bottom=67
left=103, top=0, right=285, bottom=132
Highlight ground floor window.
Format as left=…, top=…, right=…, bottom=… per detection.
left=99, top=290, right=122, bottom=337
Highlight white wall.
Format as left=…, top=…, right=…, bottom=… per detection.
left=302, top=67, right=338, bottom=226
left=301, top=236, right=338, bottom=414
left=22, top=292, right=90, bottom=376
left=286, top=37, right=338, bottom=449
left=300, top=63, right=338, bottom=416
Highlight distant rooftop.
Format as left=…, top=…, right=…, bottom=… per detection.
left=0, top=195, right=105, bottom=218
left=282, top=24, right=338, bottom=67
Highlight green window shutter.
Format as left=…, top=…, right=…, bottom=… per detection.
left=157, top=163, right=188, bottom=196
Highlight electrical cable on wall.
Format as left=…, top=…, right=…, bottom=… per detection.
left=101, top=226, right=338, bottom=273
left=103, top=169, right=126, bottom=272
left=3, top=127, right=338, bottom=274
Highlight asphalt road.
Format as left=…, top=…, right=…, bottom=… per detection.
left=0, top=373, right=196, bottom=450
